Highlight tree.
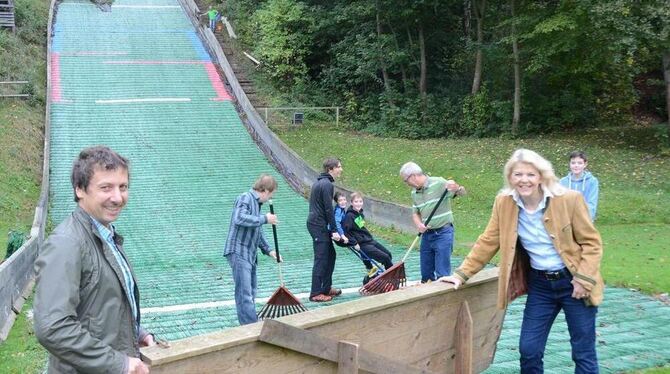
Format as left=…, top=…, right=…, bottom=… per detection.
left=253, top=0, right=315, bottom=88
left=471, top=0, right=485, bottom=94
left=510, top=0, right=520, bottom=134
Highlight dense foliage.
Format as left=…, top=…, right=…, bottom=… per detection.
left=222, top=0, right=669, bottom=138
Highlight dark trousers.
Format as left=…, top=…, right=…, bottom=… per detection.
left=308, top=223, right=336, bottom=297
left=359, top=241, right=393, bottom=269
left=519, top=268, right=598, bottom=373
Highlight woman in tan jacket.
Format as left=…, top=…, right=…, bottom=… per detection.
left=440, top=149, right=603, bottom=373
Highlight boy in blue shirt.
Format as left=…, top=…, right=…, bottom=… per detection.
left=560, top=151, right=599, bottom=221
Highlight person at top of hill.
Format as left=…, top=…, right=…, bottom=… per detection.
left=559, top=150, right=599, bottom=221
left=200, top=6, right=220, bottom=31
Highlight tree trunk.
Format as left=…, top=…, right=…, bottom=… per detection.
left=663, top=52, right=670, bottom=134
left=471, top=0, right=485, bottom=94
left=511, top=0, right=521, bottom=135
left=419, top=24, right=427, bottom=98
left=376, top=0, right=392, bottom=100
left=387, top=22, right=408, bottom=91
left=464, top=0, right=471, bottom=40
left=419, top=24, right=427, bottom=124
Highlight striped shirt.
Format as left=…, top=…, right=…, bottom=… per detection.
left=223, top=190, right=271, bottom=263
left=411, top=176, right=455, bottom=228
left=90, top=217, right=139, bottom=331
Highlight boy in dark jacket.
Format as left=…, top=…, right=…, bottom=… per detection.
left=342, top=192, right=393, bottom=270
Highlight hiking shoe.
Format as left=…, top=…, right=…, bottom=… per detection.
left=328, top=287, right=342, bottom=297
left=309, top=294, right=332, bottom=302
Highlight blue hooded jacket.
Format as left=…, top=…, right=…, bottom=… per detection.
left=560, top=170, right=599, bottom=220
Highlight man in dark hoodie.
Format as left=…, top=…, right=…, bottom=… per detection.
left=307, top=157, right=343, bottom=302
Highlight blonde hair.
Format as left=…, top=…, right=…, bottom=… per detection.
left=253, top=174, right=277, bottom=192
left=500, top=149, right=566, bottom=196
left=349, top=191, right=364, bottom=201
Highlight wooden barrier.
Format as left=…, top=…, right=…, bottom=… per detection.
left=142, top=268, right=504, bottom=373
left=0, top=238, right=38, bottom=340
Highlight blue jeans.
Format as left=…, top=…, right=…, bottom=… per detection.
left=226, top=253, right=258, bottom=325
left=419, top=224, right=454, bottom=282
left=519, top=269, right=598, bottom=373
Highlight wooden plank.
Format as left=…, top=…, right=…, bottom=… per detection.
left=454, top=301, right=473, bottom=374
left=259, top=320, right=431, bottom=374
left=337, top=341, right=359, bottom=374
left=143, top=270, right=502, bottom=373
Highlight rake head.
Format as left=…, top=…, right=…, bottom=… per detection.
left=359, top=262, right=407, bottom=295
left=257, top=286, right=308, bottom=320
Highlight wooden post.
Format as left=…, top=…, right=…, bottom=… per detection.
left=337, top=341, right=359, bottom=374
left=258, top=319, right=430, bottom=374
left=336, top=106, right=340, bottom=127
left=454, top=300, right=473, bottom=374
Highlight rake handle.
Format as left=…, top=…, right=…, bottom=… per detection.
left=268, top=200, right=284, bottom=285
left=402, top=186, right=452, bottom=262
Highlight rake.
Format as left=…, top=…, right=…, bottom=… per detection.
left=257, top=200, right=308, bottom=320
left=359, top=186, right=451, bottom=295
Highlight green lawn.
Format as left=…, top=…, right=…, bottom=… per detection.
left=0, top=296, right=47, bottom=374
left=0, top=101, right=43, bottom=260
left=273, top=123, right=670, bottom=295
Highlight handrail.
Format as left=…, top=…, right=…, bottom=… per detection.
left=0, top=81, right=29, bottom=98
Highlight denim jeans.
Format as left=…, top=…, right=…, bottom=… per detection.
left=519, top=269, right=599, bottom=373
left=419, top=224, right=454, bottom=282
left=226, top=253, right=258, bottom=325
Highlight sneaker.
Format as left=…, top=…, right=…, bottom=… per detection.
left=309, top=294, right=332, bottom=302
left=328, top=287, right=342, bottom=297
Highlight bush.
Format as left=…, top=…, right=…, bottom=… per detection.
left=5, top=230, right=26, bottom=259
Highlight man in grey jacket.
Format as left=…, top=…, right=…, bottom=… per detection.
left=34, top=146, right=155, bottom=374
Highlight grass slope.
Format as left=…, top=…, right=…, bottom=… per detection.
left=0, top=0, right=47, bottom=258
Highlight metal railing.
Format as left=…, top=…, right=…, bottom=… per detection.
left=0, top=81, right=29, bottom=98
left=258, top=106, right=340, bottom=127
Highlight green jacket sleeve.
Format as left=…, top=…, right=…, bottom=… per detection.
left=33, top=233, right=127, bottom=373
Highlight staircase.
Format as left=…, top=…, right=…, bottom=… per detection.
left=0, top=0, right=15, bottom=32
left=214, top=29, right=267, bottom=108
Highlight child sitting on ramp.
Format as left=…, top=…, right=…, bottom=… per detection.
left=342, top=192, right=394, bottom=271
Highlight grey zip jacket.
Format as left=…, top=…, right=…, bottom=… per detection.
left=34, top=207, right=146, bottom=373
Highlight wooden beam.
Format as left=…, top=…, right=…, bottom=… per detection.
left=259, top=319, right=432, bottom=374
left=337, top=341, right=359, bottom=374
left=454, top=301, right=473, bottom=374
